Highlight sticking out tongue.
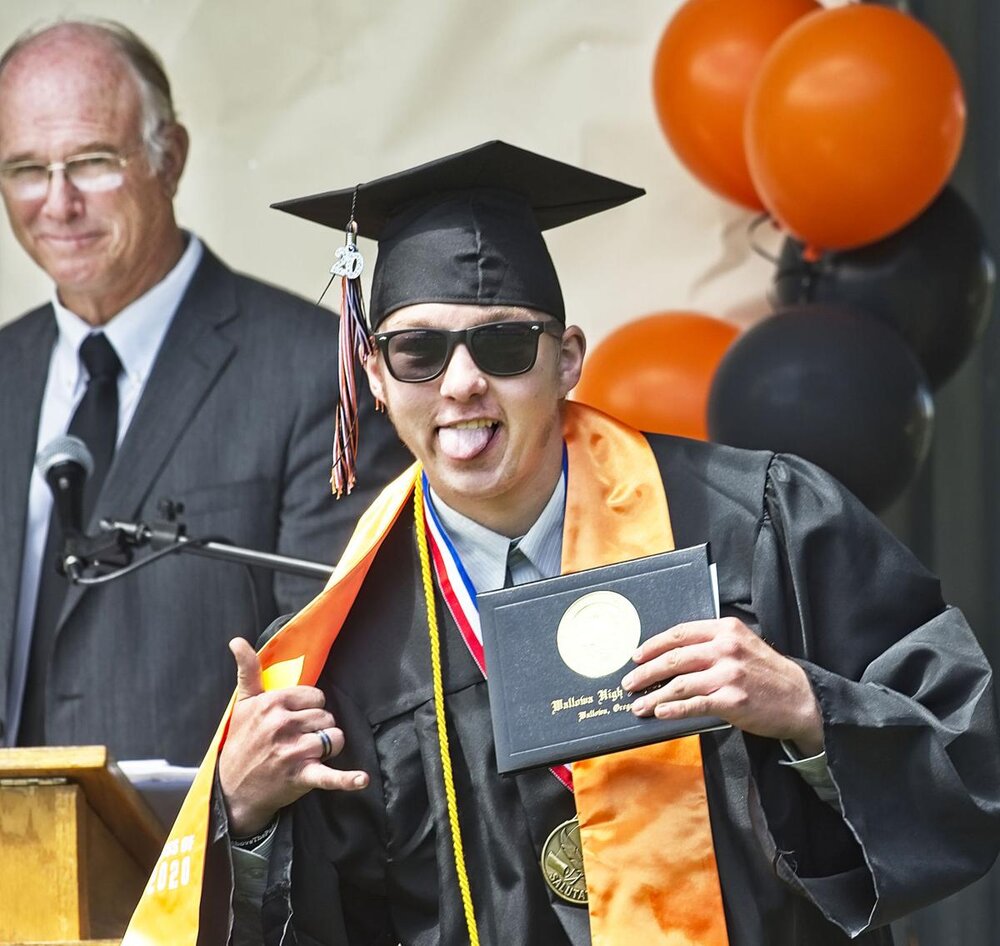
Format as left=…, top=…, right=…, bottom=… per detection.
left=438, top=423, right=496, bottom=460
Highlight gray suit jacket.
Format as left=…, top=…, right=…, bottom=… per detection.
left=0, top=246, right=411, bottom=763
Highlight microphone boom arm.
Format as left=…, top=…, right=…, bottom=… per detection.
left=101, top=518, right=334, bottom=580
left=66, top=511, right=334, bottom=584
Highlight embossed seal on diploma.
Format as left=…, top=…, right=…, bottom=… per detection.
left=556, top=590, right=641, bottom=678
left=541, top=817, right=588, bottom=904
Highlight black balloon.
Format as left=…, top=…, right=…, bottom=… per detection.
left=772, top=186, right=995, bottom=388
left=708, top=305, right=934, bottom=512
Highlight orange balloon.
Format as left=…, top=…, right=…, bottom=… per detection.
left=652, top=0, right=820, bottom=210
left=574, top=312, right=739, bottom=441
left=745, top=5, right=966, bottom=252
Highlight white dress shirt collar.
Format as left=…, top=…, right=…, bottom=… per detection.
left=49, top=232, right=204, bottom=390
left=428, top=471, right=565, bottom=594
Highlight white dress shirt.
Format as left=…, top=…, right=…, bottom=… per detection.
left=427, top=475, right=565, bottom=592
left=5, top=234, right=204, bottom=745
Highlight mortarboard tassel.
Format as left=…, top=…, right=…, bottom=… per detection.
left=329, top=219, right=375, bottom=497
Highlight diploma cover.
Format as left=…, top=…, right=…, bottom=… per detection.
left=478, top=544, right=729, bottom=774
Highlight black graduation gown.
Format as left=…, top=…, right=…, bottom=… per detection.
left=219, top=435, right=1000, bottom=946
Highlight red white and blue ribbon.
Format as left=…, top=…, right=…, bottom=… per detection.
left=421, top=472, right=574, bottom=793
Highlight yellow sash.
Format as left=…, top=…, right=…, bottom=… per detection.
left=122, top=401, right=728, bottom=945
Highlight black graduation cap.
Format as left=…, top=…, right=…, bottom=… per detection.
left=271, top=140, right=644, bottom=328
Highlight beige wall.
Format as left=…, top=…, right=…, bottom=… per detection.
left=0, top=0, right=775, bottom=346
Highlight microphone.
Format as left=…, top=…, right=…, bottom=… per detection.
left=35, top=435, right=95, bottom=577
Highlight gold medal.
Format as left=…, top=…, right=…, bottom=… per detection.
left=540, top=817, right=588, bottom=904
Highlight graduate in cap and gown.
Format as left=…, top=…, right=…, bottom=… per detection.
left=123, top=142, right=1000, bottom=946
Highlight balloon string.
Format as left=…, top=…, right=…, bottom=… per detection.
left=746, top=213, right=782, bottom=265
left=751, top=213, right=823, bottom=308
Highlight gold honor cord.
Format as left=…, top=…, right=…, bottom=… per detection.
left=414, top=475, right=482, bottom=946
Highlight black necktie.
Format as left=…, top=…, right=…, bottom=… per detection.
left=18, top=333, right=123, bottom=745
left=504, top=541, right=528, bottom=589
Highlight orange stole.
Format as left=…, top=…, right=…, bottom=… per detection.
left=121, top=465, right=419, bottom=946
left=563, top=408, right=729, bottom=946
left=122, top=402, right=728, bottom=945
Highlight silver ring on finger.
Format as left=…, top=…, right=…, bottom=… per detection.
left=317, top=728, right=334, bottom=761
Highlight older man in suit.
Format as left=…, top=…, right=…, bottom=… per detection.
left=0, top=19, right=410, bottom=763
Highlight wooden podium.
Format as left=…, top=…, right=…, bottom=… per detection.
left=0, top=746, right=167, bottom=945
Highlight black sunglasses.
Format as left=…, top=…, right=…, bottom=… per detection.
left=372, top=319, right=564, bottom=383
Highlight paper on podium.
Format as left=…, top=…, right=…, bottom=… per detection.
left=118, top=758, right=198, bottom=828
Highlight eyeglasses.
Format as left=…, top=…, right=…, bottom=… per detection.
left=0, top=151, right=133, bottom=201
left=373, top=319, right=564, bottom=383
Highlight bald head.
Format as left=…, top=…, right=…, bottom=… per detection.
left=0, top=20, right=176, bottom=171
left=0, top=19, right=189, bottom=323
